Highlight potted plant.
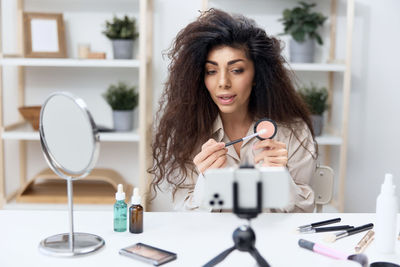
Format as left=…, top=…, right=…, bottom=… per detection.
left=279, top=2, right=327, bottom=63
left=103, top=82, right=139, bottom=131
left=298, top=84, right=328, bottom=136
left=102, top=15, right=139, bottom=59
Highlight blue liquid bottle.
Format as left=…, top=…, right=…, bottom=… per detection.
left=114, top=184, right=127, bottom=232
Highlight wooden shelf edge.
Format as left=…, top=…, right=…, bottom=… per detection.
left=16, top=168, right=133, bottom=204
left=0, top=58, right=140, bottom=68
left=2, top=122, right=140, bottom=142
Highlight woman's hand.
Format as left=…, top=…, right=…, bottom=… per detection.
left=253, top=139, right=288, bottom=167
left=193, top=139, right=227, bottom=174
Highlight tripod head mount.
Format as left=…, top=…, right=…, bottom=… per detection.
left=233, top=225, right=256, bottom=251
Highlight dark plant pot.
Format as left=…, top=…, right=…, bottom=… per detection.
left=311, top=114, right=323, bottom=136
left=112, top=39, right=134, bottom=59
left=113, top=110, right=133, bottom=131
left=290, top=38, right=315, bottom=63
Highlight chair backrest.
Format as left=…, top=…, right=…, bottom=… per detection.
left=310, top=165, right=334, bottom=212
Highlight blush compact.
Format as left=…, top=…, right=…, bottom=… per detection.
left=254, top=118, right=277, bottom=140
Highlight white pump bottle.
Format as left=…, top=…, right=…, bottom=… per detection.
left=375, top=173, right=398, bottom=253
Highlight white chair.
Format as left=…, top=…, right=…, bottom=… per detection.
left=310, top=165, right=334, bottom=213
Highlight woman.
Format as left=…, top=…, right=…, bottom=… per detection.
left=149, top=9, right=317, bottom=212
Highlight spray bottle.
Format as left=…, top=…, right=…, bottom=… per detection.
left=375, top=173, right=398, bottom=253
left=129, top=187, right=143, bottom=233
left=114, top=184, right=127, bottom=232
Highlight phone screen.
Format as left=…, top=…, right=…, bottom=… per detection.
left=120, top=243, right=177, bottom=266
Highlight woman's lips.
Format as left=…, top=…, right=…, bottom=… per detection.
left=217, top=95, right=236, bottom=104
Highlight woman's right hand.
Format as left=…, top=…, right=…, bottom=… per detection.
left=193, top=139, right=227, bottom=174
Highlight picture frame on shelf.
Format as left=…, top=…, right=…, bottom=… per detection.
left=23, top=12, right=67, bottom=58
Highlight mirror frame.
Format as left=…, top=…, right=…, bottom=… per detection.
left=39, top=91, right=100, bottom=180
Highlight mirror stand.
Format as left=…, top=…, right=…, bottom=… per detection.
left=39, top=178, right=105, bottom=257
left=38, top=92, right=105, bottom=257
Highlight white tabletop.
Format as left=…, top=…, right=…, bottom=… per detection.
left=0, top=210, right=399, bottom=267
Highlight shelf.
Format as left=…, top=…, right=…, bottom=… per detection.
left=16, top=168, right=133, bottom=204
left=2, top=123, right=339, bottom=145
left=0, top=58, right=140, bottom=68
left=286, top=63, right=346, bottom=72
left=100, top=131, right=140, bottom=142
left=315, top=135, right=342, bottom=145
left=0, top=59, right=344, bottom=71
left=2, top=123, right=140, bottom=142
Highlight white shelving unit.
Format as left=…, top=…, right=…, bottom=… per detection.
left=315, top=135, right=342, bottom=146
left=0, top=58, right=140, bottom=68
left=0, top=0, right=153, bottom=209
left=202, top=0, right=354, bottom=212
left=2, top=122, right=140, bottom=142
left=288, top=63, right=346, bottom=72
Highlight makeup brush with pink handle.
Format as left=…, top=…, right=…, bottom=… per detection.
left=298, top=239, right=368, bottom=267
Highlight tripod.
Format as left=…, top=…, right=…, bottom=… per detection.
left=203, top=180, right=270, bottom=267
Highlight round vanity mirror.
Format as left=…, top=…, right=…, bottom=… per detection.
left=38, top=92, right=104, bottom=257
left=40, top=92, right=99, bottom=178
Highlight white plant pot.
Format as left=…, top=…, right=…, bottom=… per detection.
left=290, top=38, right=315, bottom=63
left=113, top=110, right=133, bottom=131
left=112, top=39, right=134, bottom=59
left=311, top=114, right=324, bottom=136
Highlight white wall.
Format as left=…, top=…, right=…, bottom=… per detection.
left=2, top=0, right=399, bottom=212
left=345, top=0, right=400, bottom=212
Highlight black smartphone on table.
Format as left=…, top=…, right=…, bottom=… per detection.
left=119, top=242, right=177, bottom=266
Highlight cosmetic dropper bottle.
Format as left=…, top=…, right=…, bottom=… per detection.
left=114, top=184, right=127, bottom=232
left=375, top=173, right=398, bottom=253
left=129, top=187, right=143, bottom=234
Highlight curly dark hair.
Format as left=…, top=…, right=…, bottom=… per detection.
left=149, top=9, right=315, bottom=199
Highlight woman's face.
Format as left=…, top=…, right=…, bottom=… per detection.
left=204, top=46, right=255, bottom=116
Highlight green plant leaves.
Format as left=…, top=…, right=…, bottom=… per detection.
left=292, top=30, right=306, bottom=42
left=278, top=1, right=327, bottom=45
left=103, top=82, right=139, bottom=110
left=298, top=84, right=328, bottom=115
left=102, top=15, right=139, bottom=40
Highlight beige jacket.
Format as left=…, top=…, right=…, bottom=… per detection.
left=174, top=115, right=317, bottom=212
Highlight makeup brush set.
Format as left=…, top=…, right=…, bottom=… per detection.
left=297, top=218, right=400, bottom=267
left=296, top=218, right=374, bottom=267
left=296, top=218, right=373, bottom=241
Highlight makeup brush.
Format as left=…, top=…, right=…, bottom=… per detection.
left=324, top=223, right=374, bottom=243
left=225, top=129, right=266, bottom=147
left=297, top=217, right=341, bottom=232
left=355, top=230, right=374, bottom=253
left=299, top=239, right=369, bottom=267
left=300, top=225, right=354, bottom=234
left=225, top=118, right=278, bottom=147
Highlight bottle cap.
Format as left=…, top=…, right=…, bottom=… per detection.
left=381, top=173, right=396, bottom=195
left=131, top=187, right=141, bottom=205
left=115, top=184, right=126, bottom=201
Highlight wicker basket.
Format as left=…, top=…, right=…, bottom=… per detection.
left=18, top=106, right=42, bottom=130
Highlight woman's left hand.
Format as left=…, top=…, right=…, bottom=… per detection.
left=253, top=139, right=288, bottom=167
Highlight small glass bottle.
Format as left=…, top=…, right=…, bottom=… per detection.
left=114, top=184, right=127, bottom=232
left=129, top=187, right=143, bottom=233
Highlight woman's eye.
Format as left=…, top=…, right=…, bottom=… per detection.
left=232, top=68, right=244, bottom=74
left=206, top=70, right=217, bottom=75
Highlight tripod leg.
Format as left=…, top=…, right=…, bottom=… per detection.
left=249, top=246, right=270, bottom=267
left=203, top=246, right=235, bottom=267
